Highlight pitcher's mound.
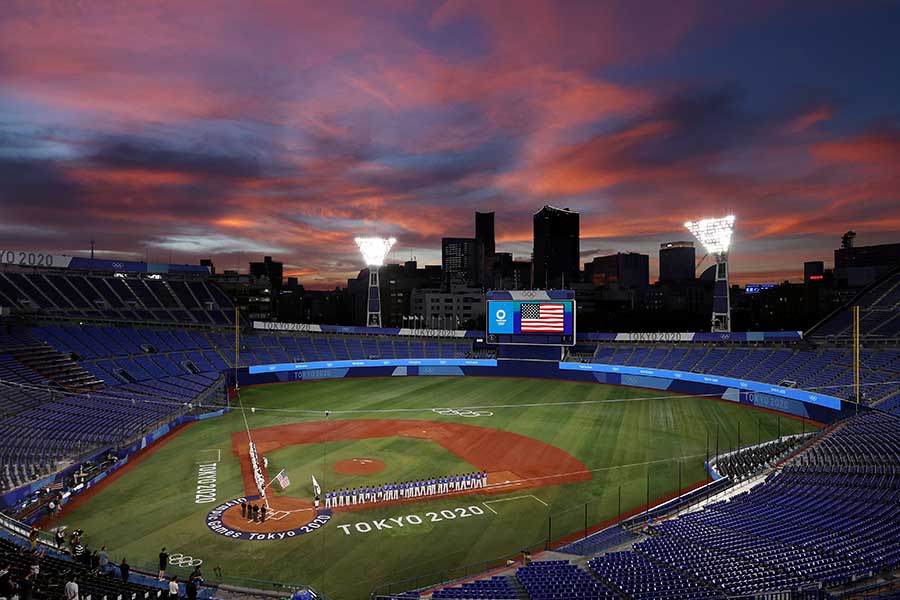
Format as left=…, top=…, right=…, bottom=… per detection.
left=333, top=457, right=385, bottom=475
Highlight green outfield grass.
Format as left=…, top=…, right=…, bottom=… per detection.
left=266, top=437, right=478, bottom=499
left=57, top=377, right=815, bottom=599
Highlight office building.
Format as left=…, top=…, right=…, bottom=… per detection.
left=442, top=237, right=483, bottom=288
left=659, top=241, right=695, bottom=283
left=587, top=252, right=649, bottom=288
left=533, top=205, right=579, bottom=289
left=475, top=211, right=496, bottom=257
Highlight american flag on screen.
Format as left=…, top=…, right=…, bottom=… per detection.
left=275, top=469, right=291, bottom=490
left=520, top=303, right=565, bottom=333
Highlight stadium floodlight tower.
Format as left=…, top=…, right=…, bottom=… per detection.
left=355, top=236, right=396, bottom=328
left=685, top=215, right=735, bottom=332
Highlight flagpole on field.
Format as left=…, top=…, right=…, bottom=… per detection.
left=232, top=303, right=269, bottom=510
left=263, top=469, right=286, bottom=492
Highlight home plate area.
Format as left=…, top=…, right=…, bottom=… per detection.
left=219, top=496, right=320, bottom=533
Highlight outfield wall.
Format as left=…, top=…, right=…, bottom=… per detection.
left=252, top=321, right=804, bottom=342
left=236, top=359, right=847, bottom=423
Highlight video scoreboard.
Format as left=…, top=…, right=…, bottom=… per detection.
left=486, top=291, right=575, bottom=346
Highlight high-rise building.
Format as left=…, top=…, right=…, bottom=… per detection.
left=485, top=252, right=532, bottom=290
left=588, top=252, right=649, bottom=288
left=834, top=237, right=900, bottom=287
left=804, top=261, right=825, bottom=283
left=475, top=211, right=495, bottom=288
left=442, top=237, right=483, bottom=288
left=246, top=255, right=284, bottom=316
left=659, top=241, right=695, bottom=283
left=475, top=211, right=496, bottom=257
left=249, top=256, right=283, bottom=288
left=533, top=205, right=579, bottom=289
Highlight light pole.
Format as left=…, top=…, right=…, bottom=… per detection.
left=685, top=215, right=736, bottom=332
left=355, top=237, right=397, bottom=328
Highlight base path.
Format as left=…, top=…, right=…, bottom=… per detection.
left=232, top=419, right=591, bottom=510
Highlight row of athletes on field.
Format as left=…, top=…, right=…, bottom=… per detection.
left=323, top=471, right=488, bottom=508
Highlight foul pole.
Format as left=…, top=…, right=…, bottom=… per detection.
left=234, top=305, right=240, bottom=391
left=854, top=304, right=860, bottom=414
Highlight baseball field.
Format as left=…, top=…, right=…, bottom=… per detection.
left=49, top=376, right=815, bottom=599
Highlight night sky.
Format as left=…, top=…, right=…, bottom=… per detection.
left=1, top=1, right=898, bottom=288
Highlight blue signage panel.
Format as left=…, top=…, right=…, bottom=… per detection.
left=487, top=301, right=517, bottom=334
left=557, top=362, right=842, bottom=410
left=248, top=358, right=498, bottom=374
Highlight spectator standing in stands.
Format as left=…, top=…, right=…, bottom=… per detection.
left=0, top=563, right=13, bottom=598
left=72, top=540, right=85, bottom=565
left=28, top=526, right=38, bottom=550
left=158, top=547, right=169, bottom=580
left=186, top=566, right=202, bottom=600
left=185, top=575, right=197, bottom=600
left=64, top=574, right=78, bottom=600
left=27, top=547, right=43, bottom=581
left=120, top=558, right=130, bottom=582
left=97, top=546, right=109, bottom=575
left=90, top=550, right=100, bottom=573
left=20, top=571, right=34, bottom=600
left=168, top=575, right=180, bottom=599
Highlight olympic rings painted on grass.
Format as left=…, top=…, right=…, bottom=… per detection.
left=431, top=408, right=493, bottom=418
left=169, top=553, right=203, bottom=567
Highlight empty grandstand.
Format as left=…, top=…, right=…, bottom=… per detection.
left=405, top=411, right=900, bottom=600
left=0, top=261, right=897, bottom=599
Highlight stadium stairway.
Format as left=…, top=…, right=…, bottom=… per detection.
left=505, top=575, right=532, bottom=600
left=12, top=345, right=104, bottom=392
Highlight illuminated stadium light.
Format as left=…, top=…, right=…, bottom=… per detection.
left=684, top=215, right=735, bottom=256
left=355, top=237, right=396, bottom=267
left=355, top=236, right=396, bottom=327
left=685, top=215, right=736, bottom=332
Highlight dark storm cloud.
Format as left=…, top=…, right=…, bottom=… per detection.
left=87, top=135, right=262, bottom=179
left=0, top=157, right=83, bottom=206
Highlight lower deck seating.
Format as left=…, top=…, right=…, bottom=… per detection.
left=0, top=537, right=165, bottom=600
left=432, top=575, right=517, bottom=599
left=399, top=412, right=899, bottom=600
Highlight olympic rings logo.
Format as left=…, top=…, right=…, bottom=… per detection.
left=169, top=554, right=203, bottom=567
left=431, top=408, right=493, bottom=418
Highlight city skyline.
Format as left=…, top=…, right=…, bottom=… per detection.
left=2, top=1, right=899, bottom=289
